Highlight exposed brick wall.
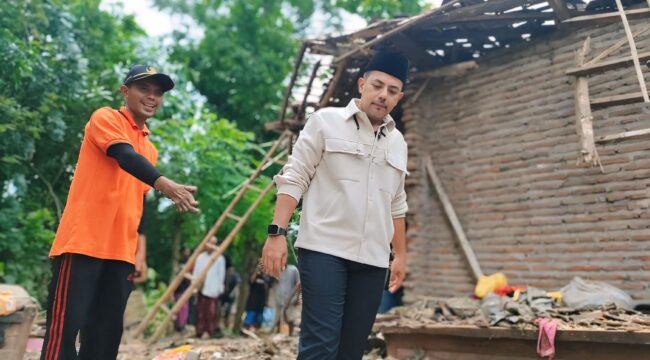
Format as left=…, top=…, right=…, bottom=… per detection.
left=403, top=19, right=650, bottom=302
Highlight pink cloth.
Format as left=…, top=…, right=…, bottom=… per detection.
left=535, top=318, right=558, bottom=359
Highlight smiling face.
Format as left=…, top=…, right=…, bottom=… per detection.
left=357, top=70, right=404, bottom=124
left=120, top=77, right=164, bottom=123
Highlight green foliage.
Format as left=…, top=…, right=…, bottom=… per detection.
left=326, top=0, right=429, bottom=20
left=0, top=0, right=143, bottom=304
left=0, top=194, right=55, bottom=302
left=160, top=0, right=306, bottom=134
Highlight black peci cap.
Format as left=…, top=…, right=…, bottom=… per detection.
left=123, top=65, right=174, bottom=92
left=364, top=51, right=410, bottom=84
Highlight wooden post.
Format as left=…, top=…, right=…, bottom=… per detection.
left=574, top=37, right=603, bottom=172
left=278, top=43, right=307, bottom=125
left=614, top=0, right=650, bottom=103
left=424, top=157, right=483, bottom=280
left=298, top=60, right=321, bottom=119
left=318, top=61, right=346, bottom=108
left=547, top=0, right=571, bottom=22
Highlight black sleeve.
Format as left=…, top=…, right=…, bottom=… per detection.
left=138, top=196, right=147, bottom=235
left=106, top=143, right=161, bottom=187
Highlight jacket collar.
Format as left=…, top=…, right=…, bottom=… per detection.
left=344, top=99, right=396, bottom=132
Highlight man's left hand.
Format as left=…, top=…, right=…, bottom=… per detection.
left=388, top=255, right=405, bottom=293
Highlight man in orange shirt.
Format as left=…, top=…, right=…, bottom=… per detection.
left=40, top=65, right=198, bottom=360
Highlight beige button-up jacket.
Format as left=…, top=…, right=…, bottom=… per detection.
left=274, top=99, right=408, bottom=268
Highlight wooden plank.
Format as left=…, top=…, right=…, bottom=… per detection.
left=564, top=51, right=650, bottom=76
left=574, top=37, right=602, bottom=170
left=590, top=92, right=645, bottom=108
left=319, top=61, right=347, bottom=107
left=277, top=43, right=307, bottom=124
left=547, top=0, right=571, bottom=21
left=563, top=8, right=650, bottom=25
left=434, top=0, right=531, bottom=22
left=247, top=184, right=263, bottom=193
left=614, top=0, right=650, bottom=103
left=298, top=60, right=321, bottom=120
left=335, top=0, right=462, bottom=62
left=226, top=213, right=243, bottom=222
left=585, top=24, right=650, bottom=66
left=383, top=328, right=650, bottom=360
left=381, top=325, right=650, bottom=345
left=425, top=157, right=483, bottom=280
left=596, top=128, right=650, bottom=143
left=414, top=60, right=478, bottom=79
left=430, top=11, right=555, bottom=25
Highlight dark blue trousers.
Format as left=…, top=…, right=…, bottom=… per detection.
left=297, top=248, right=387, bottom=360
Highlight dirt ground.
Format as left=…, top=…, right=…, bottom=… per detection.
left=25, top=331, right=388, bottom=359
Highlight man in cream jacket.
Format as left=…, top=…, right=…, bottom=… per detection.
left=262, top=51, right=409, bottom=360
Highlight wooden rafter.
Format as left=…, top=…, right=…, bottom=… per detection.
left=565, top=51, right=650, bottom=76
left=547, top=0, right=571, bottom=22
left=335, top=0, right=463, bottom=62
left=277, top=43, right=307, bottom=125
left=319, top=61, right=347, bottom=107
left=413, top=60, right=478, bottom=79
left=563, top=8, right=650, bottom=25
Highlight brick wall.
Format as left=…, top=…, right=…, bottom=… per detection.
left=403, top=19, right=650, bottom=302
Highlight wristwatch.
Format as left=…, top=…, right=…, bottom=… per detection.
left=267, top=224, right=287, bottom=236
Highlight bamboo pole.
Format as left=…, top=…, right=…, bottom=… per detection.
left=614, top=0, right=650, bottom=103
left=148, top=180, right=276, bottom=344
left=133, top=131, right=290, bottom=338
left=424, top=157, right=483, bottom=280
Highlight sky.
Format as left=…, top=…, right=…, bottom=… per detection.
left=99, top=0, right=443, bottom=37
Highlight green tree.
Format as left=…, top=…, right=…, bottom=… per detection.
left=0, top=0, right=143, bottom=303
left=326, top=0, right=429, bottom=20
left=155, top=0, right=315, bottom=134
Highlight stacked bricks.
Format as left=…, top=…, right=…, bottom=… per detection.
left=403, top=19, right=650, bottom=302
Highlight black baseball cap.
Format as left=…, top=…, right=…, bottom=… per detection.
left=123, top=65, right=174, bottom=92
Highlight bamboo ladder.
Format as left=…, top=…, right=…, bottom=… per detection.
left=133, top=130, right=292, bottom=344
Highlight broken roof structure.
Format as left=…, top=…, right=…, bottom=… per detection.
left=272, top=0, right=650, bottom=302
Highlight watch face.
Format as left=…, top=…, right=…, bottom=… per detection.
left=268, top=224, right=279, bottom=234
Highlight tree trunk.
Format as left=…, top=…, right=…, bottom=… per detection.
left=233, top=248, right=258, bottom=333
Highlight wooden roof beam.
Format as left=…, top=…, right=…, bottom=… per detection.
left=335, top=0, right=463, bottom=63
left=547, top=0, right=571, bottom=22
left=563, top=8, right=650, bottom=25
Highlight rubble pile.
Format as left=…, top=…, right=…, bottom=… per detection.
left=375, top=278, right=650, bottom=333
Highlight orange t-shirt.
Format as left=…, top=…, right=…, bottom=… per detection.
left=50, top=106, right=158, bottom=264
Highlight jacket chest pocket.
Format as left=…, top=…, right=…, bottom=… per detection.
left=379, top=150, right=408, bottom=195
left=324, top=138, right=365, bottom=182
